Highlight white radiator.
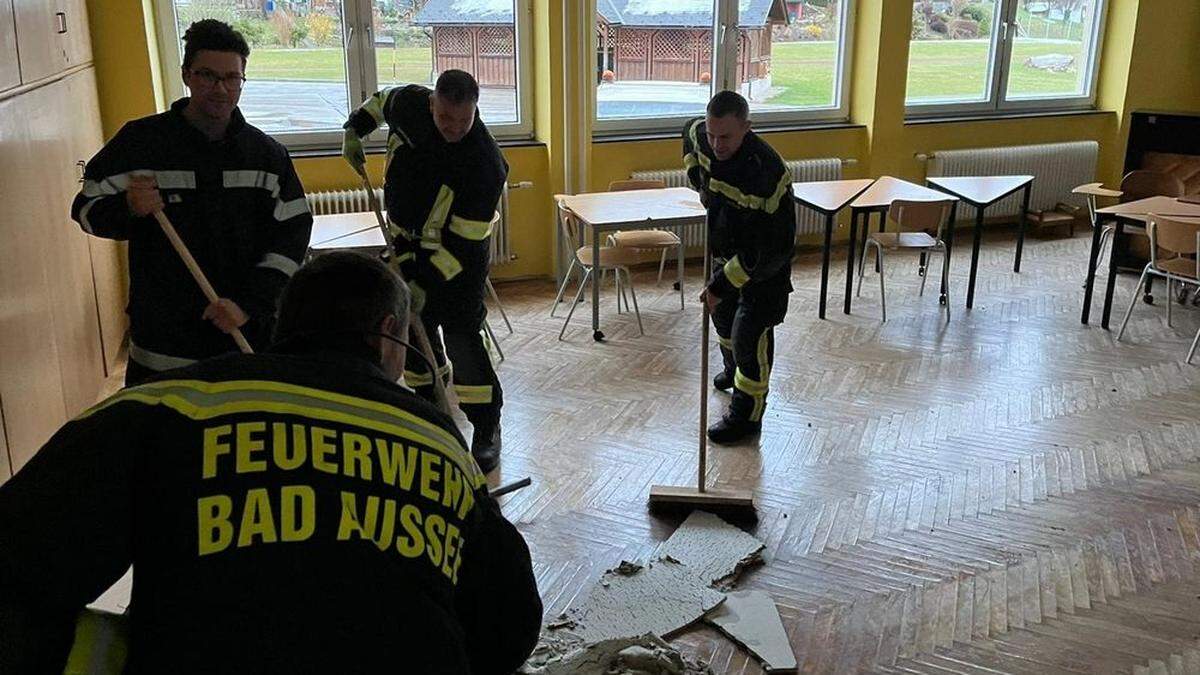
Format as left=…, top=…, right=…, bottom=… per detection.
left=305, top=185, right=516, bottom=265
left=925, top=141, right=1098, bottom=218
left=631, top=157, right=843, bottom=242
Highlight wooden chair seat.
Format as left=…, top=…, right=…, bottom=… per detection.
left=609, top=229, right=681, bottom=249
left=1158, top=256, right=1198, bottom=279
left=575, top=245, right=644, bottom=268
left=869, top=231, right=938, bottom=249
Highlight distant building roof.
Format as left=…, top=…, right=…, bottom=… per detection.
left=415, top=0, right=786, bottom=27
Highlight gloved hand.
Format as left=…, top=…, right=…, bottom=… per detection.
left=342, top=128, right=365, bottom=176
left=407, top=280, right=427, bottom=316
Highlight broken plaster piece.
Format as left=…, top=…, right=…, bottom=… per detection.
left=655, top=511, right=765, bottom=588
left=705, top=591, right=797, bottom=672
left=570, top=558, right=727, bottom=644
left=520, top=632, right=713, bottom=675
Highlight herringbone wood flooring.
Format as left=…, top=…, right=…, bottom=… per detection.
left=484, top=224, right=1200, bottom=674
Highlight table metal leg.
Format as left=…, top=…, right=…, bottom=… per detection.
left=845, top=210, right=860, bottom=315
left=1101, top=220, right=1124, bottom=329
left=592, top=230, right=603, bottom=341
left=967, top=205, right=985, bottom=309
left=1015, top=184, right=1031, bottom=273
left=819, top=210, right=833, bottom=319
left=677, top=226, right=685, bottom=309
left=1080, top=213, right=1105, bottom=324
left=942, top=202, right=958, bottom=302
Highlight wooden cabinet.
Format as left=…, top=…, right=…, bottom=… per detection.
left=0, top=0, right=19, bottom=92
left=11, top=0, right=90, bottom=84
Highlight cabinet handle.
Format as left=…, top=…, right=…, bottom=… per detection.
left=56, top=12, right=67, bottom=34
left=76, top=160, right=86, bottom=183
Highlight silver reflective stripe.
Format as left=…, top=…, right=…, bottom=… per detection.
left=80, top=170, right=197, bottom=198
left=222, top=170, right=281, bottom=195
left=78, top=197, right=102, bottom=234
left=273, top=196, right=310, bottom=222
left=129, top=342, right=199, bottom=372
left=257, top=252, right=300, bottom=277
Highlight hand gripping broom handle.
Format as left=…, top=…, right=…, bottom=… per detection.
left=152, top=210, right=253, bottom=354
left=359, top=172, right=452, bottom=416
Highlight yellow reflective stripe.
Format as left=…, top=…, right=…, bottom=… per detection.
left=429, top=247, right=463, bottom=280
left=734, top=368, right=767, bottom=395
left=683, top=153, right=699, bottom=171
left=421, top=185, right=455, bottom=249
left=724, top=256, right=750, bottom=288
left=362, top=89, right=388, bottom=125
left=64, top=609, right=128, bottom=675
left=404, top=370, right=433, bottom=387
left=454, top=384, right=493, bottom=404
left=385, top=133, right=402, bottom=173
left=716, top=334, right=732, bottom=349
left=395, top=252, right=415, bottom=264
left=708, top=178, right=767, bottom=211
left=688, top=119, right=712, bottom=170
left=751, top=329, right=771, bottom=421
left=763, top=169, right=791, bottom=214
left=447, top=214, right=493, bottom=241
left=80, top=379, right=483, bottom=487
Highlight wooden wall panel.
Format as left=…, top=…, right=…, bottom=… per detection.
left=44, top=68, right=106, bottom=415
left=0, top=0, right=19, bottom=91
left=12, top=0, right=65, bottom=83
left=0, top=82, right=69, bottom=472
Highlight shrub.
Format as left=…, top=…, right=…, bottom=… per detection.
left=306, top=13, right=338, bottom=47
left=232, top=17, right=275, bottom=47
left=802, top=23, right=825, bottom=40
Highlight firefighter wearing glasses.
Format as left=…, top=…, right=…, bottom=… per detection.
left=683, top=91, right=796, bottom=444
left=342, top=70, right=507, bottom=473
left=70, top=19, right=312, bottom=385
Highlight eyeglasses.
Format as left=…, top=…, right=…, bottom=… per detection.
left=188, top=68, right=247, bottom=91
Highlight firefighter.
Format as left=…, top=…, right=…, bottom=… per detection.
left=683, top=91, right=796, bottom=444
left=0, top=251, right=542, bottom=675
left=342, top=70, right=507, bottom=473
left=70, top=19, right=312, bottom=385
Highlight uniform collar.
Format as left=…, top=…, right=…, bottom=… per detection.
left=169, top=97, right=248, bottom=141
left=268, top=338, right=393, bottom=383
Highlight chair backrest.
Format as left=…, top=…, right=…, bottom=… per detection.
left=553, top=194, right=582, bottom=252
left=1120, top=170, right=1186, bottom=203
left=608, top=179, right=666, bottom=192
left=887, top=199, right=955, bottom=237
left=1148, top=214, right=1200, bottom=266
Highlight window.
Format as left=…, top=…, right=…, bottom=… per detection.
left=154, top=0, right=532, bottom=149
left=906, top=0, right=1106, bottom=115
left=594, top=0, right=854, bottom=134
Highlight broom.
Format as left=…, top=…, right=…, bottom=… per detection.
left=648, top=229, right=756, bottom=519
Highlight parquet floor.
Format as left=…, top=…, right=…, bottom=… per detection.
left=482, top=225, right=1200, bottom=674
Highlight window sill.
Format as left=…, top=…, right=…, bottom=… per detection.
left=904, top=108, right=1114, bottom=126
left=291, top=137, right=546, bottom=159
left=593, top=121, right=864, bottom=144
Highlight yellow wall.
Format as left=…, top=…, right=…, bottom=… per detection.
left=87, top=0, right=1200, bottom=282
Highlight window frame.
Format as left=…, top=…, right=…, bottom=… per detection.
left=152, top=0, right=535, bottom=151
left=905, top=0, right=1108, bottom=119
left=592, top=0, right=855, bottom=137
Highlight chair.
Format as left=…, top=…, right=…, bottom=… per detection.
left=1116, top=214, right=1200, bottom=363
left=605, top=179, right=686, bottom=309
left=1115, top=171, right=1187, bottom=304
left=483, top=210, right=513, bottom=335
left=857, top=199, right=955, bottom=322
left=550, top=195, right=645, bottom=339
left=1072, top=182, right=1124, bottom=287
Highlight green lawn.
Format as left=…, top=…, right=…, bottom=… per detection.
left=246, top=40, right=1087, bottom=107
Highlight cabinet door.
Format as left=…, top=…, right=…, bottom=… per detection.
left=0, top=82, right=69, bottom=471
left=46, top=68, right=106, bottom=416
left=61, top=0, right=90, bottom=67
left=0, top=0, right=19, bottom=92
left=12, top=0, right=67, bottom=82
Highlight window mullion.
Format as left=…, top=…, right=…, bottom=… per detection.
left=714, top=0, right=738, bottom=94
left=991, top=0, right=1019, bottom=109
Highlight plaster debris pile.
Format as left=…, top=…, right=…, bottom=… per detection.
left=522, top=510, right=798, bottom=673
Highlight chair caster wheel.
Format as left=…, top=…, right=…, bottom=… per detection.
left=673, top=282, right=681, bottom=291
left=1143, top=294, right=1154, bottom=305
left=939, top=295, right=947, bottom=306
left=593, top=330, right=605, bottom=342
left=918, top=267, right=926, bottom=277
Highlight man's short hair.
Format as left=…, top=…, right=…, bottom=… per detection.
left=435, top=69, right=480, bottom=105
left=182, top=19, right=250, bottom=71
left=273, top=251, right=410, bottom=346
left=707, top=90, right=749, bottom=121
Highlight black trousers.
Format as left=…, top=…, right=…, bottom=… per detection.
left=710, top=285, right=788, bottom=423
left=405, top=275, right=503, bottom=445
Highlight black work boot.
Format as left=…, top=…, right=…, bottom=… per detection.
left=471, top=424, right=501, bottom=473
left=707, top=414, right=761, bottom=444
left=713, top=370, right=734, bottom=392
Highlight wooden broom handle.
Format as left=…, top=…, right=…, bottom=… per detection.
left=152, top=210, right=254, bottom=354
left=699, top=225, right=711, bottom=494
